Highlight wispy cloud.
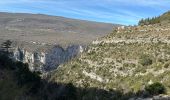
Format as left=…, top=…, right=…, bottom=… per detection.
left=0, top=0, right=169, bottom=25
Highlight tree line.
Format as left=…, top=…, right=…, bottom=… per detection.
left=138, top=16, right=161, bottom=25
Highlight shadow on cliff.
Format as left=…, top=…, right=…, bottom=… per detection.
left=0, top=51, right=147, bottom=100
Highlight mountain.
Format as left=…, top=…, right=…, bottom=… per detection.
left=0, top=12, right=118, bottom=72
left=0, top=12, right=116, bottom=46
left=51, top=11, right=170, bottom=99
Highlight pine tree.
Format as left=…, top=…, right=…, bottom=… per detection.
left=1, top=40, right=12, bottom=53
left=138, top=19, right=144, bottom=25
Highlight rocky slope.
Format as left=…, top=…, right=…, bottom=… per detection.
left=51, top=12, right=170, bottom=99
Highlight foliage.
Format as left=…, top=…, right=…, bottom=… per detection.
left=0, top=52, right=41, bottom=94
left=139, top=54, right=153, bottom=66
left=15, top=62, right=41, bottom=93
left=145, top=82, right=166, bottom=95
left=138, top=17, right=161, bottom=25
left=138, top=11, right=170, bottom=25
left=0, top=52, right=14, bottom=69
left=65, top=83, right=77, bottom=100
left=0, top=51, right=82, bottom=100
left=1, top=40, right=12, bottom=52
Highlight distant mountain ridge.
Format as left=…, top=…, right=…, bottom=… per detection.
left=0, top=12, right=117, bottom=46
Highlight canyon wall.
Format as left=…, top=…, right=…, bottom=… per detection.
left=12, top=45, right=84, bottom=72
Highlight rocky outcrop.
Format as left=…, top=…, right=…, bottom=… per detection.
left=12, top=45, right=84, bottom=72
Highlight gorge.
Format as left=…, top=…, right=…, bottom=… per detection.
left=0, top=12, right=114, bottom=73
left=12, top=44, right=84, bottom=72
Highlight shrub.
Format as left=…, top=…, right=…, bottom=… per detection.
left=139, top=54, right=153, bottom=66
left=65, top=83, right=77, bottom=100
left=164, top=62, right=170, bottom=68
left=0, top=52, right=15, bottom=70
left=145, top=82, right=166, bottom=95
left=15, top=62, right=41, bottom=93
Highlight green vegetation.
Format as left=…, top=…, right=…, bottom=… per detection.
left=145, top=82, right=166, bottom=95
left=139, top=54, right=153, bottom=66
left=52, top=11, right=170, bottom=99
left=138, top=11, right=170, bottom=25
left=0, top=51, right=41, bottom=99
left=0, top=50, right=140, bottom=100
left=0, top=40, right=12, bottom=53
left=0, top=46, right=79, bottom=100
left=138, top=17, right=161, bottom=25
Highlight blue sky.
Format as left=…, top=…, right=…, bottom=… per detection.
left=0, top=0, right=170, bottom=25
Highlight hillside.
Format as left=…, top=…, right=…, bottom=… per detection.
left=0, top=51, right=135, bottom=100
left=51, top=12, right=170, bottom=99
left=0, top=12, right=115, bottom=46
left=139, top=11, right=170, bottom=25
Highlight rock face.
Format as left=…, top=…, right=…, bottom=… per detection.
left=13, top=45, right=84, bottom=72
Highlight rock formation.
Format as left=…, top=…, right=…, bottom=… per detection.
left=12, top=45, right=84, bottom=72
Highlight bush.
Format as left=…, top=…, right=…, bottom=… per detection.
left=139, top=54, right=153, bottom=66
left=65, top=83, right=77, bottom=100
left=0, top=52, right=15, bottom=70
left=15, top=62, right=41, bottom=93
left=164, top=62, right=170, bottom=68
left=145, top=82, right=166, bottom=95
left=0, top=51, right=41, bottom=94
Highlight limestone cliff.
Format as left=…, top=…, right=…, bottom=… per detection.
left=12, top=45, right=84, bottom=72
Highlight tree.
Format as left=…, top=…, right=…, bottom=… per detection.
left=1, top=40, right=12, bottom=53
left=138, top=16, right=161, bottom=25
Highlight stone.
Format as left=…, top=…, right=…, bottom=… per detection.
left=12, top=45, right=85, bottom=72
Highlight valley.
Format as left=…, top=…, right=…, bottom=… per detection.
left=1, top=10, right=170, bottom=100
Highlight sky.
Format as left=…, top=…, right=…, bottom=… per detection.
left=0, top=0, right=170, bottom=25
